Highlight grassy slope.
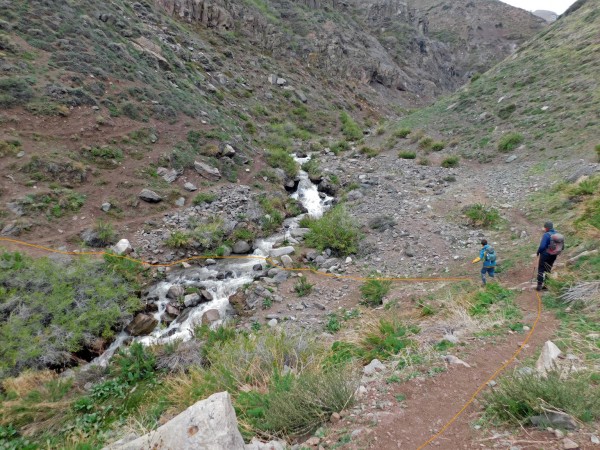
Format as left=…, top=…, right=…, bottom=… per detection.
left=395, top=0, right=600, bottom=161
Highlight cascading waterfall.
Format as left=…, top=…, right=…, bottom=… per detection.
left=90, top=153, right=331, bottom=360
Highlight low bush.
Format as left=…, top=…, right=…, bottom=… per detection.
left=0, top=77, right=33, bottom=108
left=409, top=129, right=425, bottom=144
left=569, top=175, right=600, bottom=197
left=497, top=104, right=517, bottom=120
left=266, top=148, right=298, bottom=178
left=441, top=156, right=460, bottom=168
left=339, top=111, right=362, bottom=141
left=165, top=230, right=191, bottom=248
left=398, top=151, right=416, bottom=159
left=418, top=157, right=431, bottom=166
left=418, top=136, right=434, bottom=150
left=0, top=252, right=141, bottom=378
left=596, top=144, right=600, bottom=162
left=360, top=276, right=392, bottom=306
left=359, top=146, right=379, bottom=158
left=394, top=128, right=411, bottom=138
left=303, top=205, right=361, bottom=256
left=294, top=276, right=314, bottom=297
left=498, top=133, right=524, bottom=152
left=464, top=203, right=501, bottom=228
left=301, top=158, right=322, bottom=180
left=193, top=192, right=217, bottom=205
left=94, top=220, right=117, bottom=245
left=330, top=140, right=350, bottom=154
left=431, top=141, right=445, bottom=151
left=468, top=283, right=516, bottom=316
left=483, top=370, right=600, bottom=425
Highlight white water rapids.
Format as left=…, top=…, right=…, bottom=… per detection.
left=90, top=153, right=331, bottom=362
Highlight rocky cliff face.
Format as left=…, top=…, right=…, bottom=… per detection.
left=153, top=0, right=546, bottom=102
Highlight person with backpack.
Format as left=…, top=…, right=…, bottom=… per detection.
left=472, top=239, right=497, bottom=286
left=536, top=221, right=564, bottom=291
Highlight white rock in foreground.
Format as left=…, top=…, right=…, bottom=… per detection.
left=111, top=239, right=133, bottom=256
left=535, top=340, right=561, bottom=376
left=104, top=392, right=246, bottom=449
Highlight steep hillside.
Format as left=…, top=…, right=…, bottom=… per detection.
left=394, top=0, right=599, bottom=162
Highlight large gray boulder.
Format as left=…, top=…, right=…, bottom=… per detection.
left=139, top=189, right=162, bottom=203
left=194, top=161, right=221, bottom=181
left=125, top=314, right=158, bottom=336
left=103, top=392, right=246, bottom=450
left=232, top=240, right=251, bottom=254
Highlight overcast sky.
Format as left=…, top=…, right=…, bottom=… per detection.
left=499, top=0, right=577, bottom=14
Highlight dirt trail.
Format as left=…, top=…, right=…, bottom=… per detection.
left=347, top=266, right=560, bottom=450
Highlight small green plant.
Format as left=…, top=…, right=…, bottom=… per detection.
left=395, top=393, right=407, bottom=403
left=339, top=111, right=362, bottom=140
left=330, top=140, right=350, bottom=154
left=294, top=276, right=314, bottom=297
left=193, top=192, right=217, bottom=205
left=498, top=133, right=524, bottom=152
left=303, top=205, right=361, bottom=256
left=418, top=136, right=434, bottom=150
left=569, top=175, right=600, bottom=197
left=595, top=144, right=600, bottom=162
left=394, top=128, right=411, bottom=138
left=441, top=156, right=460, bottom=168
left=325, top=314, right=342, bottom=333
left=301, top=158, right=322, bottom=180
left=262, top=298, right=273, bottom=309
left=266, top=148, right=298, bottom=178
left=464, top=204, right=501, bottom=228
left=359, top=146, right=379, bottom=158
left=386, top=374, right=402, bottom=384
left=418, top=157, right=430, bottom=166
left=232, top=228, right=255, bottom=241
left=470, top=72, right=481, bottom=82
left=431, top=141, right=445, bottom=151
left=483, top=370, right=600, bottom=426
left=360, top=276, right=392, bottom=306
left=95, top=220, right=117, bottom=245
left=398, top=151, right=416, bottom=159
left=165, top=230, right=191, bottom=248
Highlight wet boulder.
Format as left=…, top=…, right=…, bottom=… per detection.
left=125, top=313, right=158, bottom=336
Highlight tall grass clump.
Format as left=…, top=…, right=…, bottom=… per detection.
left=339, top=111, right=362, bottom=141
left=360, top=276, right=392, bottom=306
left=165, top=328, right=359, bottom=439
left=394, top=128, right=411, bottom=138
left=483, top=370, right=600, bottom=426
left=398, top=151, right=416, bottom=159
left=498, top=133, right=524, bottom=152
left=302, top=205, right=361, bottom=256
left=464, top=203, right=501, bottom=228
left=441, top=156, right=459, bottom=168
left=266, top=148, right=298, bottom=178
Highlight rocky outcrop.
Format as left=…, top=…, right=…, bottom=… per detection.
left=125, top=314, right=158, bottom=336
left=154, top=0, right=235, bottom=29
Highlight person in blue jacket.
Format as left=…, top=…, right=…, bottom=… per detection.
left=536, top=221, right=562, bottom=291
left=472, top=239, right=497, bottom=286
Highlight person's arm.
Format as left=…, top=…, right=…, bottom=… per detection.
left=473, top=248, right=484, bottom=264
left=537, top=233, right=549, bottom=255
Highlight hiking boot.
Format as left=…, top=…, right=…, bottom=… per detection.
left=536, top=285, right=543, bottom=291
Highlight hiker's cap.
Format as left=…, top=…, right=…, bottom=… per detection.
left=544, top=221, right=553, bottom=230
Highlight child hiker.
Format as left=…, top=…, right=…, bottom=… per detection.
left=472, top=239, right=497, bottom=286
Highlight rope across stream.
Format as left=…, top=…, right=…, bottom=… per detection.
left=0, top=237, right=542, bottom=449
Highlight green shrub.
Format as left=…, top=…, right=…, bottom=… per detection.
left=441, top=156, right=460, bottom=168
left=498, top=133, right=524, bottom=152
left=190, top=216, right=225, bottom=250
left=418, top=136, right=434, bottom=150
left=301, top=158, right=322, bottom=179
left=431, top=141, right=445, bottom=151
left=0, top=77, right=33, bottom=108
left=498, top=104, right=517, bottom=120
left=165, top=230, right=191, bottom=248
left=330, top=140, right=350, bottom=154
left=339, top=111, right=362, bottom=141
left=468, top=283, right=516, bottom=316
left=266, top=148, right=298, bottom=178
left=325, top=314, right=342, bottom=333
left=193, top=192, right=217, bottom=205
left=596, top=144, right=600, bottom=162
left=303, top=205, right=361, bottom=256
left=398, top=151, right=416, bottom=159
left=359, top=146, right=379, bottom=158
left=464, top=203, right=501, bottom=228
left=394, top=128, right=411, bottom=138
left=360, top=320, right=416, bottom=362
left=232, top=228, right=255, bottom=241
left=409, top=129, right=425, bottom=144
left=418, top=157, right=430, bottom=166
left=360, top=276, right=392, bottom=306
left=483, top=370, right=600, bottom=425
left=0, top=252, right=141, bottom=378
left=569, top=175, right=600, bottom=197
left=294, top=276, right=314, bottom=297
left=470, top=72, right=481, bottom=82
left=95, top=220, right=117, bottom=245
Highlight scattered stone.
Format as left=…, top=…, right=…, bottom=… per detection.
left=194, top=161, right=221, bottom=181
left=295, top=90, right=307, bottom=103
left=125, top=314, right=158, bottom=336
left=268, top=74, right=278, bottom=84
left=305, top=436, right=320, bottom=446
left=205, top=259, right=217, bottom=265
left=157, top=167, right=178, bottom=183
left=167, top=285, right=185, bottom=300
left=443, top=355, right=471, bottom=368
left=442, top=334, right=459, bottom=344
left=269, top=246, right=295, bottom=257
left=175, top=197, right=185, bottom=207
left=222, top=144, right=236, bottom=157
left=276, top=77, right=287, bottom=86
left=531, top=411, right=578, bottom=430
left=202, top=309, right=220, bottom=325
left=280, top=254, right=293, bottom=269
left=356, top=385, right=368, bottom=397
left=111, top=239, right=133, bottom=255
left=184, top=182, right=198, bottom=192
left=345, top=256, right=353, bottom=264
left=184, top=293, right=201, bottom=307
left=268, top=318, right=278, bottom=327
left=505, top=155, right=518, bottom=163
left=139, top=188, right=162, bottom=203
left=102, top=392, right=246, bottom=449
left=591, top=435, right=599, bottom=444
left=535, top=340, right=561, bottom=375
left=330, top=412, right=341, bottom=423
left=232, top=240, right=251, bottom=254
left=101, top=202, right=111, bottom=212
left=562, top=438, right=579, bottom=449
left=363, top=359, right=385, bottom=375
